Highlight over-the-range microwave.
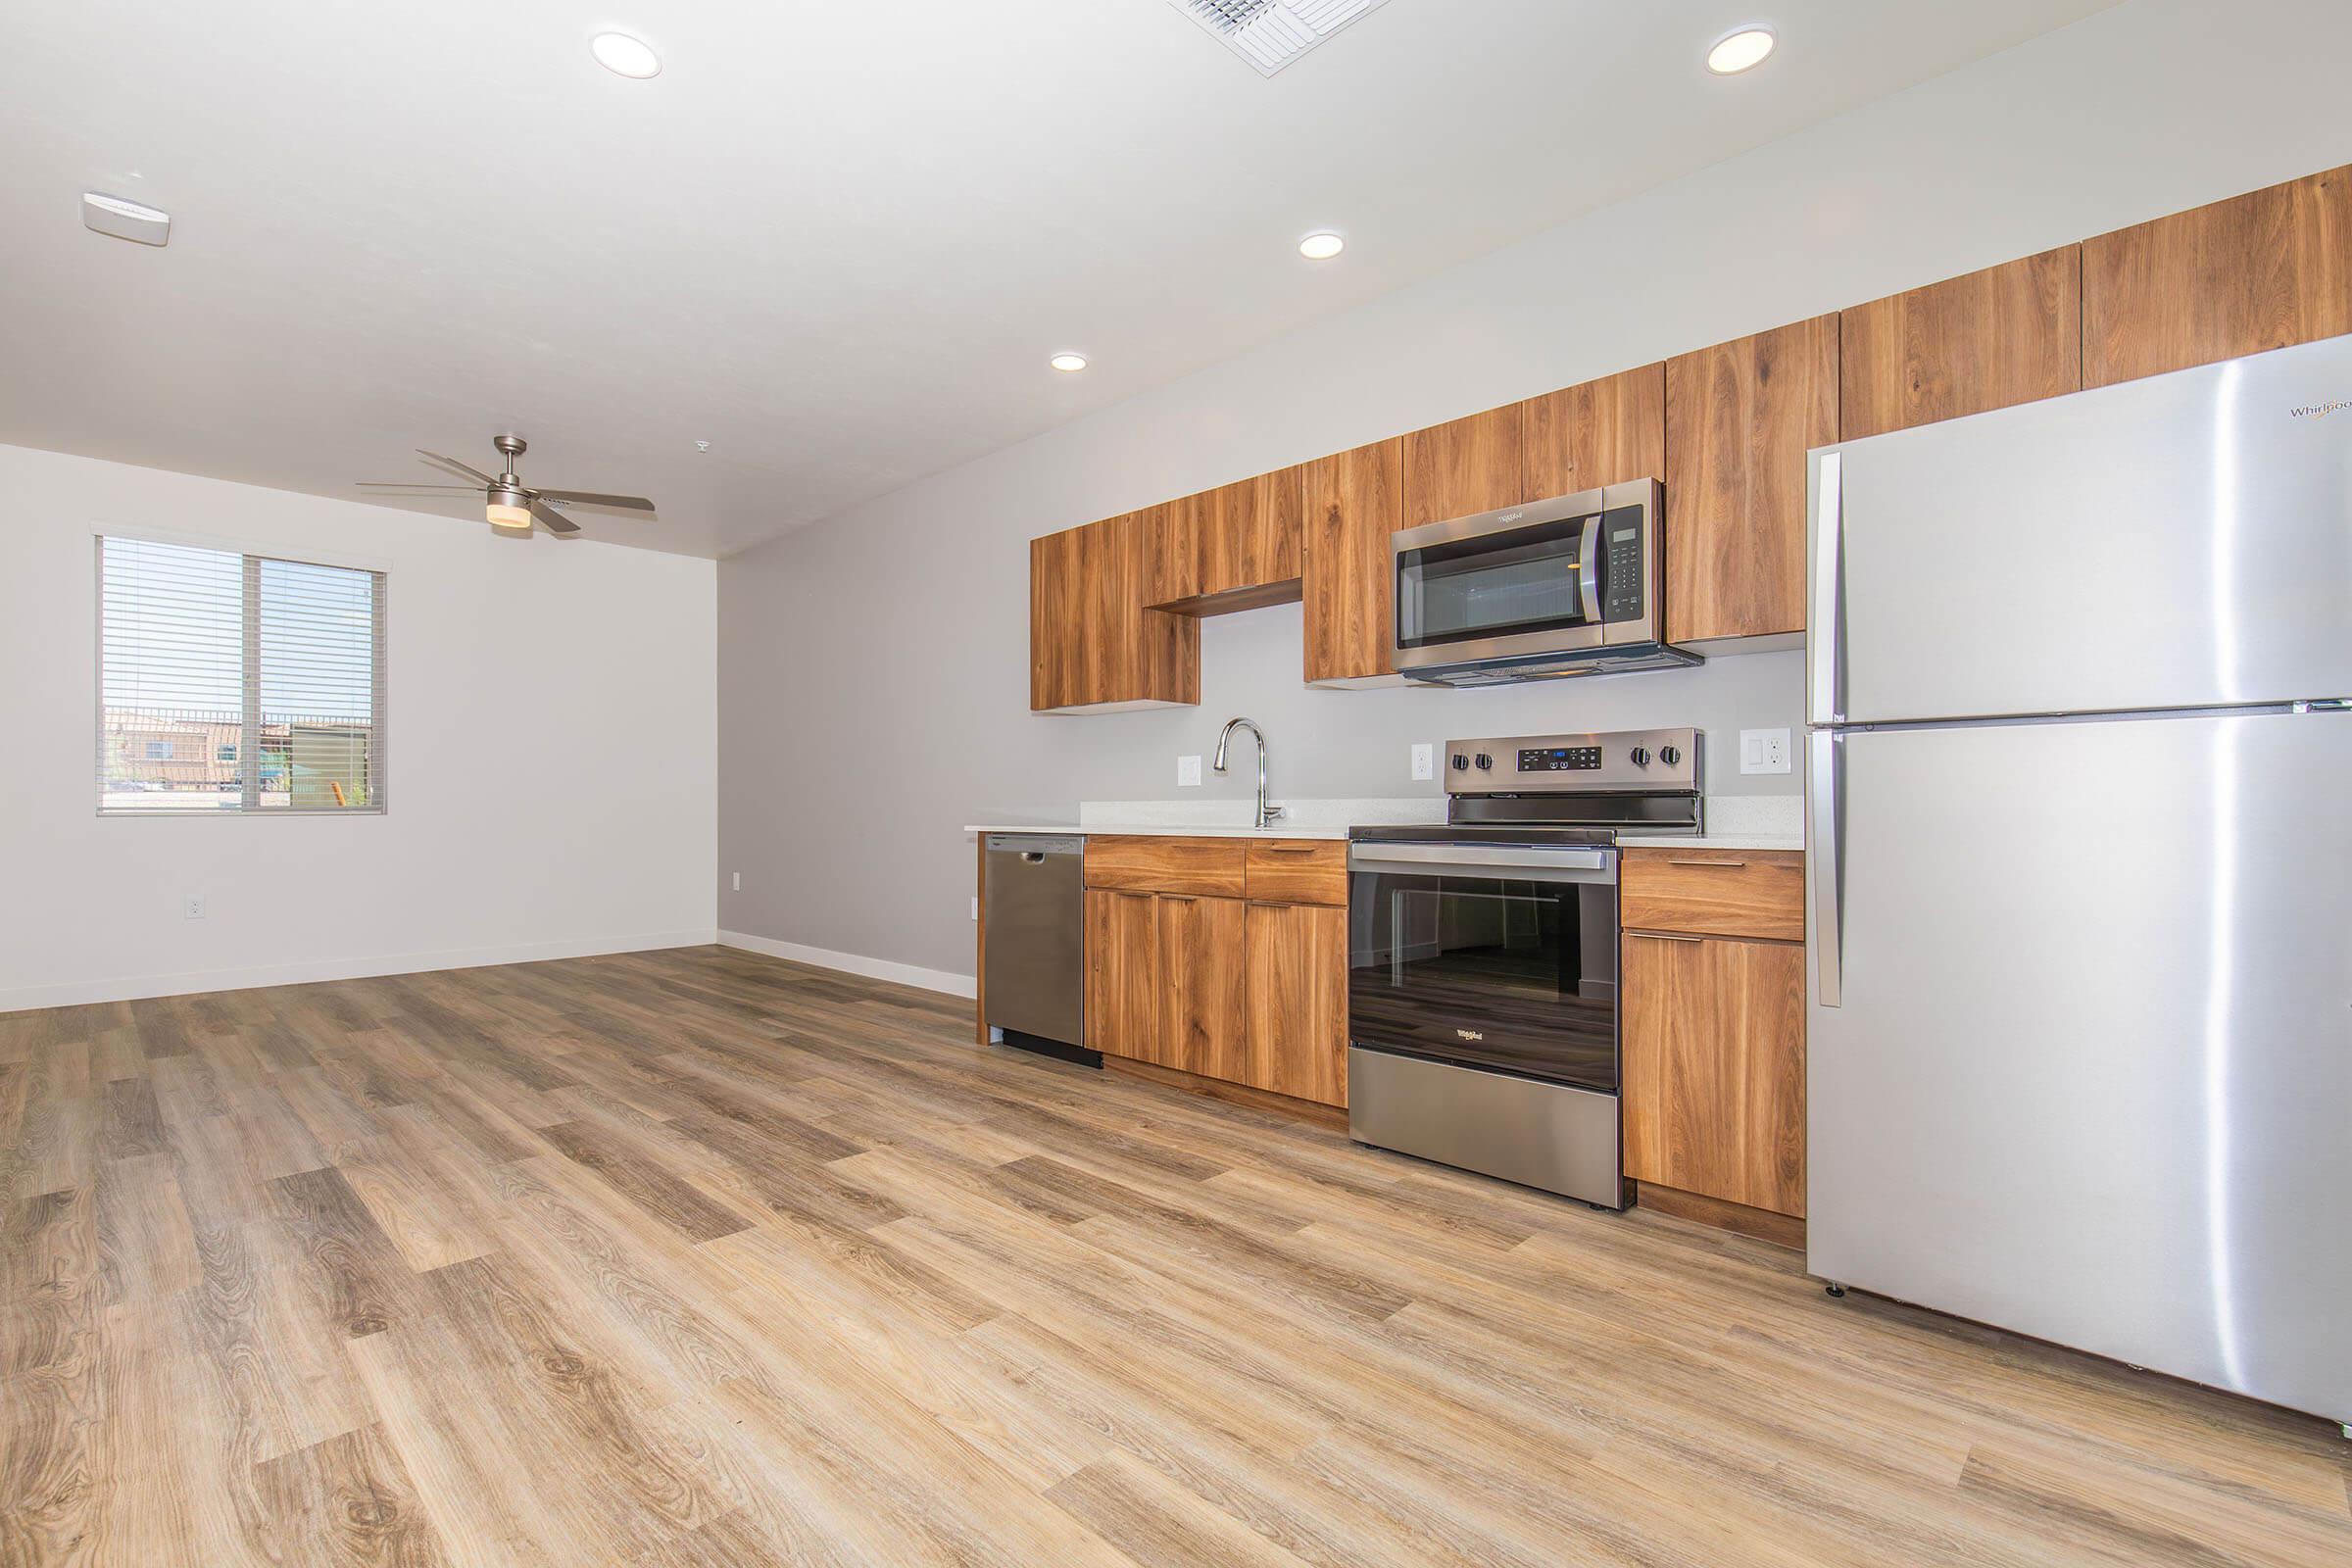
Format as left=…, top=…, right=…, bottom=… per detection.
left=1390, top=477, right=1699, bottom=685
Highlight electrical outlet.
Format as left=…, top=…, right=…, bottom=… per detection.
left=1177, top=754, right=1202, bottom=788
left=730, top=871, right=742, bottom=891
left=1740, top=728, right=1792, bottom=775
left=183, top=895, right=205, bottom=920
left=1410, top=742, right=1435, bottom=781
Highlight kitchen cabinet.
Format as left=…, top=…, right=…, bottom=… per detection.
left=1084, top=889, right=1161, bottom=1065
left=1156, top=894, right=1247, bottom=1081
left=1081, top=835, right=1348, bottom=1108
left=1619, top=847, right=1807, bottom=1233
left=1029, top=512, right=1199, bottom=712
left=1621, top=933, right=1806, bottom=1219
left=1174, top=468, right=1305, bottom=610
left=1300, top=437, right=1403, bottom=685
left=1664, top=317, right=1838, bottom=644
left=1522, top=364, right=1665, bottom=500
left=2082, top=163, right=2352, bottom=389
left=1240, top=901, right=1348, bottom=1106
left=1402, top=404, right=1524, bottom=528
left=1840, top=246, right=2082, bottom=440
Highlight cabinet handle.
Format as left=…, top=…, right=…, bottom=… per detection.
left=1260, top=844, right=1319, bottom=854
left=1159, top=894, right=1196, bottom=904
left=1628, top=931, right=1704, bottom=943
left=1666, top=858, right=1747, bottom=868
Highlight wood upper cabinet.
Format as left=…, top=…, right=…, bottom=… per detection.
left=1840, top=246, right=2082, bottom=440
left=1301, top=437, right=1403, bottom=685
left=1664, top=318, right=1837, bottom=644
left=1622, top=933, right=1806, bottom=1218
left=1402, top=404, right=1524, bottom=528
left=1029, top=512, right=1199, bottom=712
left=1522, top=364, right=1665, bottom=499
left=1192, top=468, right=1304, bottom=605
left=1084, top=889, right=1159, bottom=1063
left=2082, top=164, right=2352, bottom=389
left=1156, top=895, right=1247, bottom=1080
left=1240, top=901, right=1348, bottom=1107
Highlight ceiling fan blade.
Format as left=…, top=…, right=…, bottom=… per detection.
left=527, top=499, right=581, bottom=535
left=357, top=481, right=478, bottom=491
left=534, top=489, right=657, bottom=513
left=416, top=449, right=497, bottom=485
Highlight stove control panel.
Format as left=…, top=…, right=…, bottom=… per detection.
left=1443, top=728, right=1700, bottom=794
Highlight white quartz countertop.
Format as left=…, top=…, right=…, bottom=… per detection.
left=968, top=795, right=1802, bottom=851
left=967, top=821, right=1349, bottom=841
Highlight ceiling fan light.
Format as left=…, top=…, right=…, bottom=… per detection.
left=485, top=502, right=533, bottom=531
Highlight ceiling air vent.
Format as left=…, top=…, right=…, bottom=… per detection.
left=1166, top=0, right=1393, bottom=76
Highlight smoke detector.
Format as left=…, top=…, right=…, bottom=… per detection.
left=1165, top=0, right=1392, bottom=76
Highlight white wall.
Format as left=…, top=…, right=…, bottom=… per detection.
left=0, top=444, right=717, bottom=1010
left=715, top=0, right=2352, bottom=993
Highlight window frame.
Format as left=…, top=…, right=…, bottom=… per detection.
left=94, top=530, right=390, bottom=818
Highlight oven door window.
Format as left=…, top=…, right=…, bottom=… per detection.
left=1348, top=867, right=1618, bottom=1092
left=1396, top=515, right=1595, bottom=650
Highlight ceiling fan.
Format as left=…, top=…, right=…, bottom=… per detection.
left=358, top=433, right=656, bottom=536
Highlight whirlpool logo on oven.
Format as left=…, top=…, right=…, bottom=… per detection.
left=2289, top=397, right=2350, bottom=420
left=1454, top=1027, right=1486, bottom=1042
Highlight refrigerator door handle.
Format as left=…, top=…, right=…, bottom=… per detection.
left=1810, top=728, right=1844, bottom=1008
left=1808, top=450, right=1844, bottom=725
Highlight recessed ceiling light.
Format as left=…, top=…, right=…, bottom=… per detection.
left=1050, top=353, right=1089, bottom=373
left=1705, top=25, right=1776, bottom=75
left=590, top=32, right=662, bottom=79
left=1298, top=231, right=1346, bottom=261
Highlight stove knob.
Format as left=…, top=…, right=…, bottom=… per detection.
left=1449, top=753, right=1469, bottom=771
left=1474, top=753, right=1494, bottom=770
left=1628, top=747, right=1650, bottom=767
left=1659, top=744, right=1682, bottom=766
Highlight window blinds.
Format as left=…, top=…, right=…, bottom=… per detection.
left=98, top=536, right=386, bottom=814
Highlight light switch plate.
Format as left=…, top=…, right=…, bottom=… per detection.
left=1177, top=755, right=1202, bottom=787
left=1410, top=742, right=1435, bottom=781
left=1740, top=728, right=1792, bottom=774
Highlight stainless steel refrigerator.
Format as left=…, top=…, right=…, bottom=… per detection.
left=1805, top=333, right=2352, bottom=1427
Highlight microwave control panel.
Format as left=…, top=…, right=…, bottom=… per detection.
left=1601, top=507, right=1644, bottom=623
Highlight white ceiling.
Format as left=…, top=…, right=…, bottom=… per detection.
left=0, top=1, right=2113, bottom=558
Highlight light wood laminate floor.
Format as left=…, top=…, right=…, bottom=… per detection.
left=2, top=946, right=2345, bottom=1566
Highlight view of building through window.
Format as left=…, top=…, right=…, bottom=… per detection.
left=98, top=536, right=384, bottom=813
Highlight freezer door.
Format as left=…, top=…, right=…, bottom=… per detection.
left=1807, top=710, right=2352, bottom=1421
left=1810, top=334, right=2352, bottom=726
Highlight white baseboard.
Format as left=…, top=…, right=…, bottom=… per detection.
left=718, top=929, right=977, bottom=1000
left=0, top=928, right=719, bottom=1014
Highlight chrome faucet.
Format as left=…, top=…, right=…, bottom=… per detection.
left=1212, top=716, right=1284, bottom=829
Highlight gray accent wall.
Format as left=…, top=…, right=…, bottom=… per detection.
left=717, top=0, right=2352, bottom=987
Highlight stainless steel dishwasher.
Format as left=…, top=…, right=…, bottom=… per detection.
left=981, top=834, right=1092, bottom=1062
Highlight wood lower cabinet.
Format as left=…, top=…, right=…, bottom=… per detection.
left=1155, top=894, right=1247, bottom=1079
left=1082, top=837, right=1348, bottom=1109
left=1301, top=437, right=1403, bottom=685
left=1840, top=247, right=2082, bottom=440
left=1621, top=849, right=1806, bottom=944
left=1084, top=890, right=1161, bottom=1064
left=1664, top=317, right=1838, bottom=643
left=1239, top=902, right=1348, bottom=1107
left=2082, top=163, right=2352, bottom=389
left=1621, top=933, right=1806, bottom=1219
left=1522, top=364, right=1666, bottom=500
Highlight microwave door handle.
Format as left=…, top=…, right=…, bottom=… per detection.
left=1577, top=514, right=1602, bottom=624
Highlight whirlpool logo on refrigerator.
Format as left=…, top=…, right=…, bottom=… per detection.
left=2288, top=397, right=2350, bottom=420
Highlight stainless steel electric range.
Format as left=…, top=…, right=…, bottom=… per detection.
left=1346, top=727, right=1701, bottom=1207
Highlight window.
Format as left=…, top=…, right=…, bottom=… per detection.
left=99, top=536, right=386, bottom=814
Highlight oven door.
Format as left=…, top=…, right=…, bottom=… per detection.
left=1347, top=844, right=1620, bottom=1092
